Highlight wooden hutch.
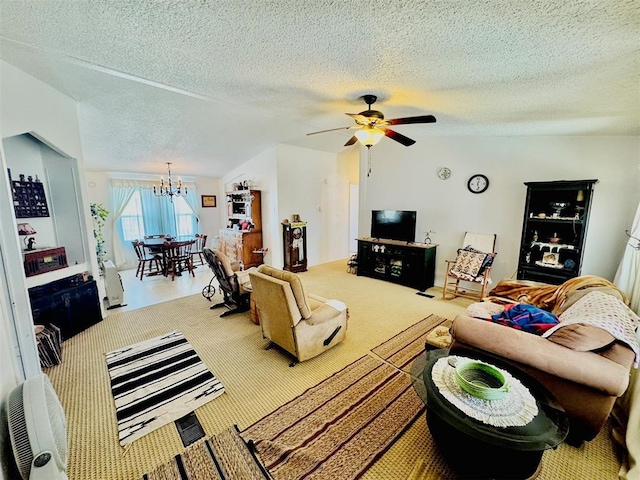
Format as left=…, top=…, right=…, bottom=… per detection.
left=218, top=189, right=264, bottom=268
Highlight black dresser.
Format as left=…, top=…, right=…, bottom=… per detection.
left=29, top=274, right=103, bottom=341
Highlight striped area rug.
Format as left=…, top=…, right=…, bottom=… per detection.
left=371, top=315, right=451, bottom=373
left=240, top=354, right=424, bottom=480
left=106, top=330, right=225, bottom=446
left=143, top=425, right=269, bottom=480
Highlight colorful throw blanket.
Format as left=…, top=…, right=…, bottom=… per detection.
left=490, top=304, right=559, bottom=334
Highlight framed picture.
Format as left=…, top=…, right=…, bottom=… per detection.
left=542, top=252, right=560, bottom=265
left=201, top=195, right=216, bottom=208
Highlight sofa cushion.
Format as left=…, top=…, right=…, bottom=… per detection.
left=543, top=290, right=640, bottom=367
left=547, top=324, right=616, bottom=352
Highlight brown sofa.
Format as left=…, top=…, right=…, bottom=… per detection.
left=449, top=311, right=636, bottom=444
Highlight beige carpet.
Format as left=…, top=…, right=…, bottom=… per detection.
left=44, top=260, right=622, bottom=479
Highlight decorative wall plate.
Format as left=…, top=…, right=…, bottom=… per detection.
left=437, top=167, right=452, bottom=180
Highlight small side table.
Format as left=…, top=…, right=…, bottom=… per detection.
left=413, top=348, right=569, bottom=480
left=241, top=283, right=260, bottom=325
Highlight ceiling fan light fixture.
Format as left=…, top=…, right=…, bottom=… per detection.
left=355, top=126, right=385, bottom=147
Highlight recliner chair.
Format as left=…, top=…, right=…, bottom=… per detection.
left=249, top=265, right=348, bottom=366
left=203, top=247, right=253, bottom=317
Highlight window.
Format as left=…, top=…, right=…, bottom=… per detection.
left=120, top=191, right=145, bottom=241
left=174, top=196, right=198, bottom=237
left=118, top=190, right=198, bottom=240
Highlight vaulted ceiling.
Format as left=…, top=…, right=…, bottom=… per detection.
left=1, top=1, right=638, bottom=177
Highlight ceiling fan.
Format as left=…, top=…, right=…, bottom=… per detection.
left=307, top=94, right=436, bottom=147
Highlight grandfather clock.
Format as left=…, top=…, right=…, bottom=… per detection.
left=283, top=221, right=307, bottom=272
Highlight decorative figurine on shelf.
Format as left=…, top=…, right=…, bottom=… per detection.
left=26, top=238, right=36, bottom=251
left=424, top=230, right=435, bottom=244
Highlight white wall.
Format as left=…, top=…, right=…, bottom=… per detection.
left=276, top=144, right=354, bottom=267
left=359, top=136, right=640, bottom=284
left=219, top=144, right=356, bottom=270
left=2, top=135, right=57, bottom=248
left=0, top=60, right=91, bottom=479
left=221, top=146, right=279, bottom=266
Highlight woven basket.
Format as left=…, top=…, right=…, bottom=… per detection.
left=454, top=361, right=509, bottom=401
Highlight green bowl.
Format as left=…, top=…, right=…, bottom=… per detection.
left=454, top=361, right=509, bottom=401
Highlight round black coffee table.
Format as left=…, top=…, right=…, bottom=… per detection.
left=413, top=348, right=569, bottom=480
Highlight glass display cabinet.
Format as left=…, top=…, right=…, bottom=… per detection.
left=517, top=179, right=598, bottom=285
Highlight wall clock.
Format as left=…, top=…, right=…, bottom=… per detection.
left=437, top=167, right=451, bottom=180
left=467, top=174, right=489, bottom=194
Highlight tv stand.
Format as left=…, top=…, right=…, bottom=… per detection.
left=356, top=238, right=437, bottom=291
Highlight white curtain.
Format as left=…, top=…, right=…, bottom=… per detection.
left=615, top=202, right=640, bottom=313
left=614, top=200, right=640, bottom=480
left=110, top=180, right=136, bottom=267
left=183, top=182, right=201, bottom=229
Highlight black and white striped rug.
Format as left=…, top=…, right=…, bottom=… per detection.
left=106, top=331, right=225, bottom=446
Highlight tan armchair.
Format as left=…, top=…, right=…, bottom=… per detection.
left=248, top=265, right=347, bottom=366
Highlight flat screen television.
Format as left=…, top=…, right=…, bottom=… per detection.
left=371, top=210, right=417, bottom=243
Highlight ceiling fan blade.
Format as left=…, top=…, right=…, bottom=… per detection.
left=386, top=115, right=436, bottom=126
left=307, top=125, right=357, bottom=136
left=385, top=128, right=416, bottom=146
left=344, top=136, right=358, bottom=147
left=345, top=113, right=371, bottom=125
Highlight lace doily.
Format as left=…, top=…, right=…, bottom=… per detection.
left=431, top=355, right=538, bottom=427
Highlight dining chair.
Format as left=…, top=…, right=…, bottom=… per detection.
left=164, top=240, right=196, bottom=281
left=191, top=233, right=208, bottom=266
left=132, top=240, right=162, bottom=280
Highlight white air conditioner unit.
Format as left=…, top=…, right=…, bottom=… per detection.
left=7, top=373, right=68, bottom=480
left=103, top=260, right=124, bottom=309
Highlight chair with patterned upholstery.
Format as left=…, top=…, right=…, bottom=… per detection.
left=443, top=232, right=497, bottom=301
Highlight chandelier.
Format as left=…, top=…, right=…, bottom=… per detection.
left=153, top=162, right=187, bottom=201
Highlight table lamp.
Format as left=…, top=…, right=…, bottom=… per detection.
left=17, top=223, right=37, bottom=250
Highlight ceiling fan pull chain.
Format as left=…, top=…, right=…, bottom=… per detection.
left=367, top=147, right=372, bottom=177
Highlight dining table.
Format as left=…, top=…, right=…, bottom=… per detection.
left=142, top=236, right=195, bottom=277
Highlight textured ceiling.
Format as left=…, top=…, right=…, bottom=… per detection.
left=1, top=1, right=638, bottom=177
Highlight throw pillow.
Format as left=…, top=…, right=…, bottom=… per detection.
left=461, top=245, right=496, bottom=276
left=449, top=249, right=488, bottom=282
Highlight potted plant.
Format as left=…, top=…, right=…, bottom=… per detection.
left=90, top=203, right=109, bottom=268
